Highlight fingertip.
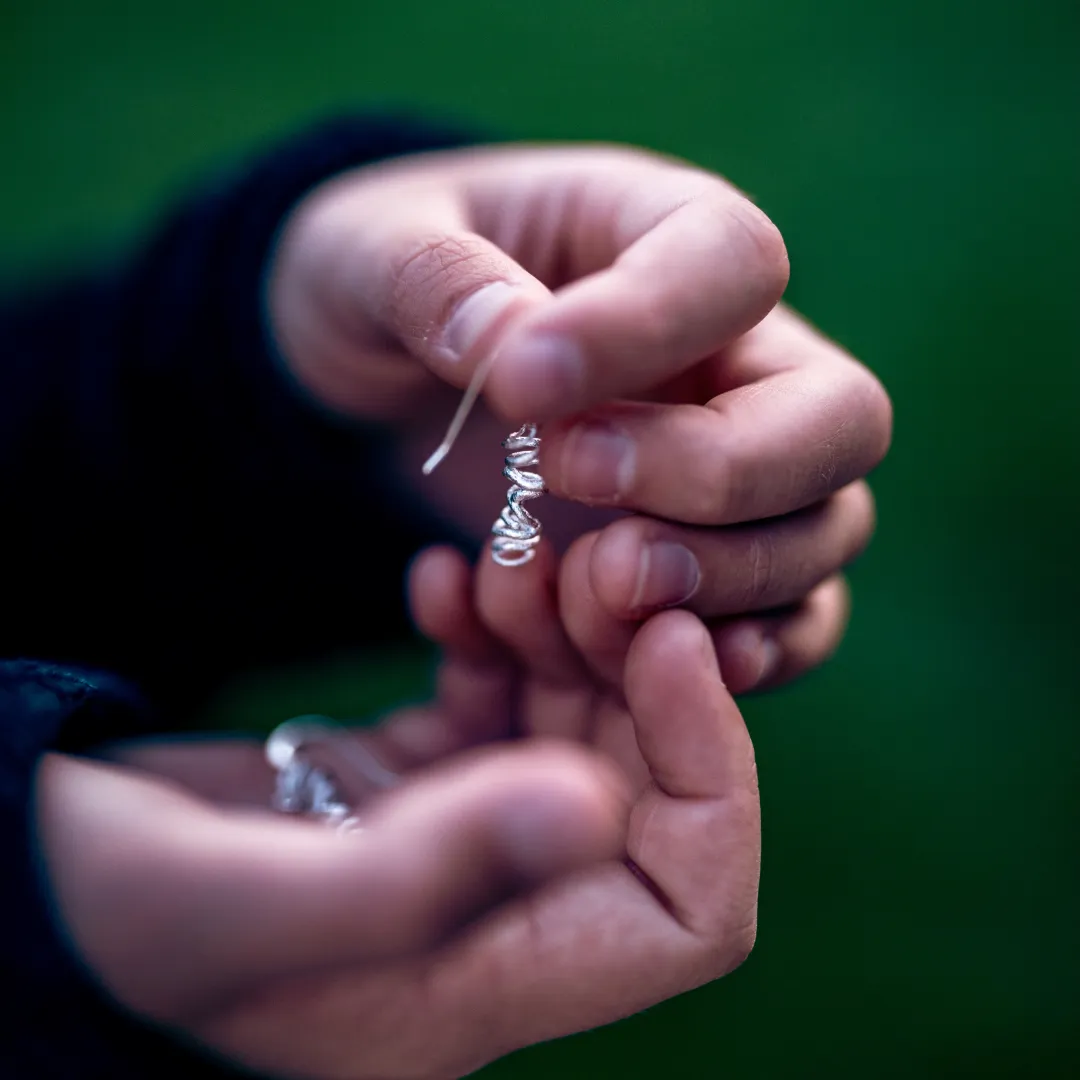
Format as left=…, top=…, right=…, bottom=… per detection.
left=486, top=330, right=587, bottom=423
left=590, top=520, right=702, bottom=618
left=764, top=575, right=851, bottom=690
left=476, top=532, right=557, bottom=603
left=557, top=530, right=601, bottom=631
left=588, top=520, right=640, bottom=615
left=625, top=609, right=718, bottom=701
left=624, top=611, right=754, bottom=800
left=559, top=531, right=635, bottom=687
left=711, top=574, right=852, bottom=695
left=632, top=607, right=714, bottom=665
left=408, top=545, right=470, bottom=641
left=475, top=538, right=586, bottom=684
left=408, top=544, right=466, bottom=606
left=410, top=546, right=505, bottom=663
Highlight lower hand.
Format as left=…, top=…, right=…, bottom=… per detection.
left=270, top=144, right=891, bottom=692
left=38, top=616, right=757, bottom=1079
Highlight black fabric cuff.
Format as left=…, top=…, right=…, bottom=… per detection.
left=0, top=661, right=240, bottom=1077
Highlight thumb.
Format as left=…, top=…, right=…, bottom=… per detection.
left=224, top=741, right=628, bottom=972
left=38, top=744, right=627, bottom=1020
left=368, top=228, right=551, bottom=380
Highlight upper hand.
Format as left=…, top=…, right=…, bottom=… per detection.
left=269, top=144, right=892, bottom=689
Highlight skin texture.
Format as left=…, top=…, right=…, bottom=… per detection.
left=36, top=143, right=891, bottom=1077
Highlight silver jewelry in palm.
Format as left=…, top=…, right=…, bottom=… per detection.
left=265, top=717, right=399, bottom=832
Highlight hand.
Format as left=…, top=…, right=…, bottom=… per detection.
left=269, top=144, right=891, bottom=692
left=38, top=741, right=626, bottom=1079
left=38, top=605, right=758, bottom=1079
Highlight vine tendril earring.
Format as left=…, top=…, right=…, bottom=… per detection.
left=422, top=349, right=546, bottom=565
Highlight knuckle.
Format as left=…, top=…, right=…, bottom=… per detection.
left=742, top=530, right=778, bottom=608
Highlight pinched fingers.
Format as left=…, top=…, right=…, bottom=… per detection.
left=484, top=185, right=789, bottom=421
left=588, top=481, right=874, bottom=619
left=560, top=532, right=858, bottom=695
left=272, top=146, right=792, bottom=427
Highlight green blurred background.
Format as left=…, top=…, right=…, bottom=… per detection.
left=2, top=0, right=1077, bottom=1076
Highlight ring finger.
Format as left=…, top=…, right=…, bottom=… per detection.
left=587, top=480, right=875, bottom=620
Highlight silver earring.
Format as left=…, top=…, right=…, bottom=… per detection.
left=423, top=353, right=545, bottom=565
left=492, top=423, right=544, bottom=566
left=265, top=716, right=399, bottom=831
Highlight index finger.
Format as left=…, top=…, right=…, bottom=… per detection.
left=485, top=162, right=789, bottom=421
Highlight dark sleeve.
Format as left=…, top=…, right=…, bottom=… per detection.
left=0, top=115, right=478, bottom=1076
left=1, top=660, right=255, bottom=1077
left=0, top=112, right=475, bottom=718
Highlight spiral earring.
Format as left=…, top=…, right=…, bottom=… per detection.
left=423, top=351, right=545, bottom=566
left=491, top=423, right=545, bottom=566
left=265, top=716, right=400, bottom=831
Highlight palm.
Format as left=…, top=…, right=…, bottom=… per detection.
left=508, top=661, right=653, bottom=794
left=200, top=671, right=748, bottom=1080
left=109, top=610, right=751, bottom=1080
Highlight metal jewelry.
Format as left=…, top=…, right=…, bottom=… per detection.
left=422, top=351, right=545, bottom=565
left=491, top=422, right=544, bottom=566
left=265, top=716, right=399, bottom=832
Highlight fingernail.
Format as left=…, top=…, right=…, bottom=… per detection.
left=633, top=542, right=701, bottom=610
left=561, top=424, right=636, bottom=502
left=504, top=333, right=585, bottom=414
left=444, top=281, right=519, bottom=361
